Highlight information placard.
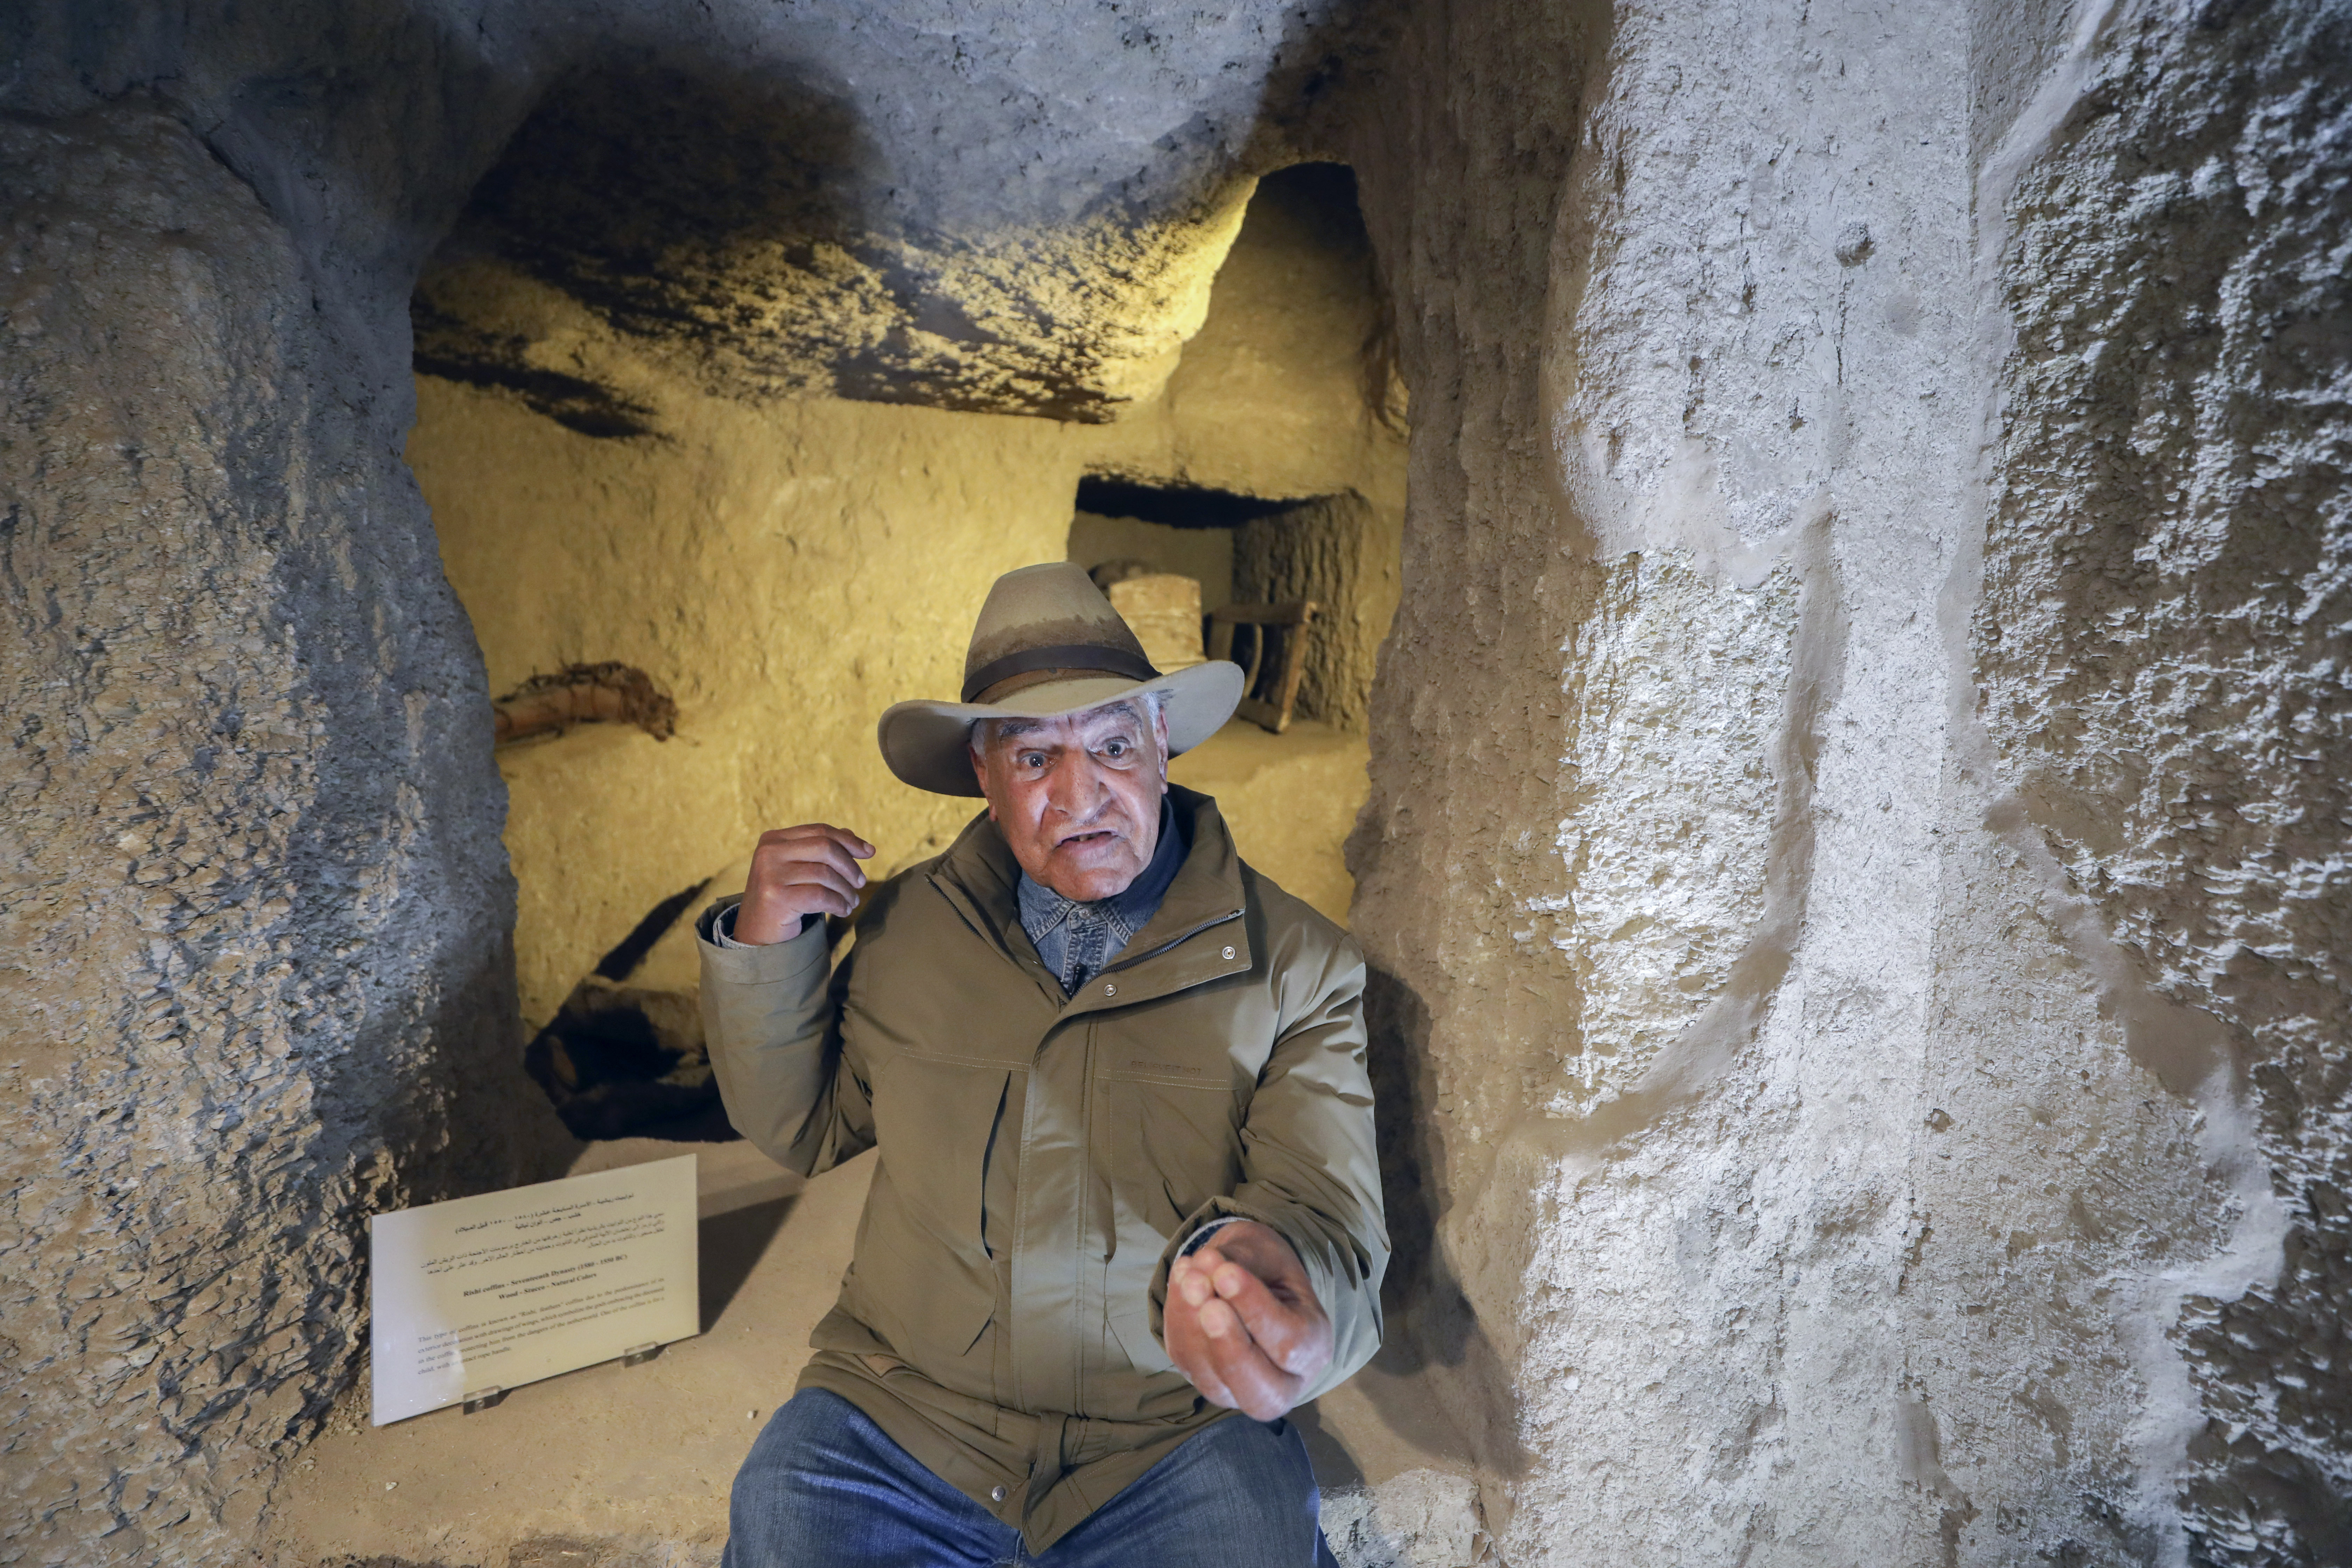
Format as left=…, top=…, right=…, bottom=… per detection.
left=370, top=1154, right=699, bottom=1424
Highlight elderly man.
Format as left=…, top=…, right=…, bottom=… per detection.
left=698, top=562, right=1386, bottom=1567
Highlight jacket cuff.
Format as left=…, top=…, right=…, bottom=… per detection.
left=696, top=895, right=827, bottom=985
left=1175, top=1216, right=1250, bottom=1259
left=1149, top=1197, right=1344, bottom=1358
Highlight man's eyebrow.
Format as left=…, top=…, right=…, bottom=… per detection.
left=989, top=718, right=1046, bottom=741
left=1079, top=700, right=1144, bottom=727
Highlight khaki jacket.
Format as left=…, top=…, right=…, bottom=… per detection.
left=696, top=787, right=1386, bottom=1551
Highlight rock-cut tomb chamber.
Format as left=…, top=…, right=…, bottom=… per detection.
left=0, top=0, right=2347, bottom=1564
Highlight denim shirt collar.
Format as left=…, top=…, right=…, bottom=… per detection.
left=1015, top=797, right=1186, bottom=992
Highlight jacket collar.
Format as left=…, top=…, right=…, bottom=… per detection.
left=1115, top=786, right=1247, bottom=964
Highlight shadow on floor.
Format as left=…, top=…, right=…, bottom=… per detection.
left=1356, top=963, right=1529, bottom=1482
left=701, top=1197, right=796, bottom=1332
left=1292, top=1401, right=1368, bottom=1489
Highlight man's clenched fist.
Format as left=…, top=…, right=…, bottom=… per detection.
left=1162, top=1220, right=1332, bottom=1422
left=734, top=823, right=875, bottom=945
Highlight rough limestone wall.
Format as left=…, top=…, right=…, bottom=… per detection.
left=1972, top=3, right=2352, bottom=1559
left=1346, top=0, right=2340, bottom=1561
left=1345, top=0, right=1610, bottom=1530
left=0, top=110, right=564, bottom=1566
left=1086, top=165, right=1407, bottom=504
left=408, top=0, right=1385, bottom=424
left=414, top=377, right=1076, bottom=1027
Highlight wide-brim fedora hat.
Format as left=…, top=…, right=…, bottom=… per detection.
left=878, top=562, right=1244, bottom=797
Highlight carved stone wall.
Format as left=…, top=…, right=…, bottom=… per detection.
left=1975, top=5, right=2352, bottom=1556
left=1344, top=0, right=2348, bottom=1562
left=1236, top=492, right=1403, bottom=732
left=0, top=109, right=569, bottom=1564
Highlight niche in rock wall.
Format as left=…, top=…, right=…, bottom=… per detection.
left=1068, top=478, right=1390, bottom=732
left=1069, top=477, right=1301, bottom=612
left=1070, top=477, right=1299, bottom=682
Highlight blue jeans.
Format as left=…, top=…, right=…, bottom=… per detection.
left=725, top=1389, right=1341, bottom=1567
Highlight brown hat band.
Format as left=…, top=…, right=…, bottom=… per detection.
left=960, top=643, right=1160, bottom=703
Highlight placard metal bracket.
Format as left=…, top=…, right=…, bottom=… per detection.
left=461, top=1386, right=506, bottom=1414
left=622, top=1341, right=664, bottom=1367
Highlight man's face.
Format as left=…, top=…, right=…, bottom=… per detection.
left=971, top=699, right=1169, bottom=901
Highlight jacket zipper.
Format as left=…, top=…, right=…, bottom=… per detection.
left=1098, top=905, right=1245, bottom=977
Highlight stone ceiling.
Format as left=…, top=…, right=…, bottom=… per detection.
left=409, top=0, right=1378, bottom=423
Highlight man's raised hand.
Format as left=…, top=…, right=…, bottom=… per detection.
left=1162, top=1220, right=1332, bottom=1422
left=735, top=824, right=876, bottom=945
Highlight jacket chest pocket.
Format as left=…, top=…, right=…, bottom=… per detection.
left=870, top=1051, right=1018, bottom=1254
left=1099, top=1064, right=1245, bottom=1244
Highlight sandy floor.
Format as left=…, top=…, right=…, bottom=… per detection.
left=1168, top=718, right=1369, bottom=926
left=267, top=720, right=1476, bottom=1566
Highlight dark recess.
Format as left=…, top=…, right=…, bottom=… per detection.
left=1075, top=477, right=1307, bottom=528
left=523, top=879, right=740, bottom=1143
